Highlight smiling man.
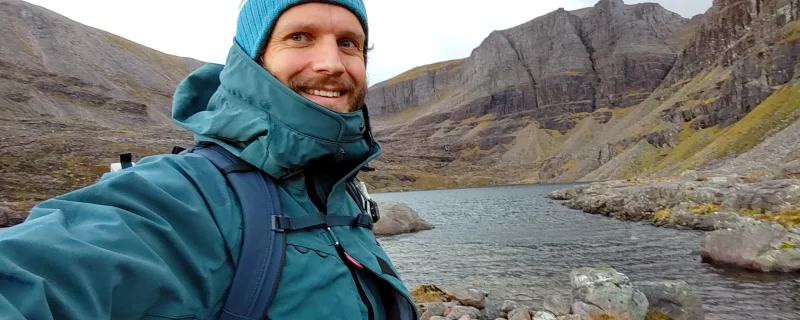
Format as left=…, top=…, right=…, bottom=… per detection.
left=0, top=1, right=419, bottom=319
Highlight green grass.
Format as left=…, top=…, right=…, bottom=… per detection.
left=385, top=59, right=463, bottom=85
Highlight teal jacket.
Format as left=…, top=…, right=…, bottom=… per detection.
left=0, top=42, right=418, bottom=320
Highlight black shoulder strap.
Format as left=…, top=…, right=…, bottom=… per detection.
left=189, top=143, right=285, bottom=320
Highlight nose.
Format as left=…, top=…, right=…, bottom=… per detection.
left=310, top=36, right=346, bottom=76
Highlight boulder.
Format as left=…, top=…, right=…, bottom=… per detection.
left=446, top=306, right=482, bottom=320
left=569, top=267, right=648, bottom=320
left=507, top=307, right=532, bottom=320
left=0, top=206, right=25, bottom=228
left=448, top=288, right=487, bottom=309
left=500, top=300, right=521, bottom=313
left=636, top=281, right=705, bottom=320
left=543, top=294, right=570, bottom=316
left=532, top=311, right=557, bottom=320
left=419, top=302, right=449, bottom=317
left=680, top=170, right=701, bottom=181
left=373, top=202, right=434, bottom=236
left=481, top=298, right=502, bottom=320
left=556, top=315, right=583, bottom=320
left=701, top=219, right=800, bottom=272
left=411, top=284, right=449, bottom=303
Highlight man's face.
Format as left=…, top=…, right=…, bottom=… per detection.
left=262, top=2, right=367, bottom=113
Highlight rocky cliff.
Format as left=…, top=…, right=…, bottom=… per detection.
left=0, top=0, right=198, bottom=211
left=362, top=0, right=800, bottom=192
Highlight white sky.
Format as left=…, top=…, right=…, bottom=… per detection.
left=22, top=0, right=712, bottom=86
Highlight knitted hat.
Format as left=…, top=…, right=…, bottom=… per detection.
left=235, top=0, right=369, bottom=60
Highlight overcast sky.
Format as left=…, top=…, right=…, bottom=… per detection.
left=22, top=0, right=711, bottom=86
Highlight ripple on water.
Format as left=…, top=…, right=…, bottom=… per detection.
left=371, top=183, right=800, bottom=320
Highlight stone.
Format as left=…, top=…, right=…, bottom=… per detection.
left=421, top=311, right=433, bottom=320
left=500, top=300, right=521, bottom=313
left=636, top=281, right=705, bottom=320
left=570, top=267, right=648, bottom=320
left=680, top=170, right=701, bottom=181
left=446, top=306, right=482, bottom=320
left=431, top=317, right=448, bottom=320
left=532, top=311, right=557, bottom=320
left=448, top=288, right=487, bottom=309
left=543, top=294, right=570, bottom=316
left=708, top=176, right=740, bottom=189
left=570, top=301, right=604, bottom=319
left=458, top=315, right=472, bottom=320
left=481, top=298, right=502, bottom=320
left=507, top=307, right=532, bottom=320
left=557, top=315, right=584, bottom=320
left=420, top=302, right=449, bottom=317
left=0, top=206, right=25, bottom=228
left=373, top=202, right=434, bottom=236
left=412, top=284, right=449, bottom=303
left=701, top=219, right=800, bottom=272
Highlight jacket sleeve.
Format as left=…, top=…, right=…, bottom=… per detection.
left=0, top=154, right=240, bottom=319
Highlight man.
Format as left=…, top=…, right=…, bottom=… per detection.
left=0, top=1, right=419, bottom=319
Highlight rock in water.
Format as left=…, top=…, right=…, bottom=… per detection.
left=533, top=311, right=557, bottom=320
left=411, top=284, right=449, bottom=303
left=373, top=202, right=434, bottom=236
left=570, top=267, right=649, bottom=320
left=500, top=300, right=521, bottom=313
left=448, top=288, right=487, bottom=309
left=481, top=298, right=502, bottom=320
left=636, top=281, right=705, bottom=320
left=701, top=219, right=800, bottom=272
left=543, top=294, right=570, bottom=316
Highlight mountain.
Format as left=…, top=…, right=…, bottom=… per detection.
left=362, top=0, right=800, bottom=192
left=0, top=0, right=200, bottom=212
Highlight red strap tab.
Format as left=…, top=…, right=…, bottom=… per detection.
left=344, top=252, right=364, bottom=269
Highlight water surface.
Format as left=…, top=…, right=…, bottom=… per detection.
left=371, top=183, right=800, bottom=320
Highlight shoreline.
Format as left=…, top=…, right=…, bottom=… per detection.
left=547, top=175, right=800, bottom=273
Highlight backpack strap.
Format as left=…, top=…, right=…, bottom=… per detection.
left=189, top=143, right=285, bottom=320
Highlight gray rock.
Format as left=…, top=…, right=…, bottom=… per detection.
left=543, top=294, right=570, bottom=316
left=431, top=317, right=448, bottom=320
left=449, top=288, right=487, bottom=309
left=447, top=306, right=482, bottom=320
left=636, top=281, right=705, bottom=320
left=570, top=301, right=604, bottom=319
left=708, top=175, right=740, bottom=189
left=680, top=170, right=701, bottom=181
left=557, top=315, right=584, bottom=320
left=420, top=302, right=448, bottom=317
left=532, top=311, right=557, bottom=320
left=570, top=267, right=648, bottom=320
left=701, top=218, right=800, bottom=272
left=500, top=300, right=522, bottom=313
left=421, top=311, right=433, bottom=320
left=481, top=298, right=502, bottom=320
left=507, top=307, right=532, bottom=320
left=458, top=315, right=472, bottom=320
left=0, top=206, right=25, bottom=228
left=373, top=202, right=434, bottom=236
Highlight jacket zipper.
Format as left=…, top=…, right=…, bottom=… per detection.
left=307, top=175, right=376, bottom=320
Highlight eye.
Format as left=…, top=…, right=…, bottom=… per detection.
left=290, top=33, right=309, bottom=42
left=340, top=39, right=358, bottom=49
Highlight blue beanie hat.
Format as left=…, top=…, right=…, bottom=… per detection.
left=235, top=0, right=368, bottom=60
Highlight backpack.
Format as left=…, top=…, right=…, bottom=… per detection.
left=110, top=142, right=382, bottom=319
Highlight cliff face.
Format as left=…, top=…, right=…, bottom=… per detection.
left=0, top=0, right=199, bottom=210
left=362, top=0, right=800, bottom=192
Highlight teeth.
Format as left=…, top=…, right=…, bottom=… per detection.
left=306, top=89, right=341, bottom=98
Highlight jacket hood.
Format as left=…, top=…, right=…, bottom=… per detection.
left=171, top=41, right=381, bottom=180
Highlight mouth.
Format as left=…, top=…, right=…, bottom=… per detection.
left=304, top=89, right=343, bottom=98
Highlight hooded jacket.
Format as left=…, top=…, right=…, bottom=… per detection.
left=0, top=42, right=418, bottom=320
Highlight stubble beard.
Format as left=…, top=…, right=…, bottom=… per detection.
left=262, top=63, right=367, bottom=113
